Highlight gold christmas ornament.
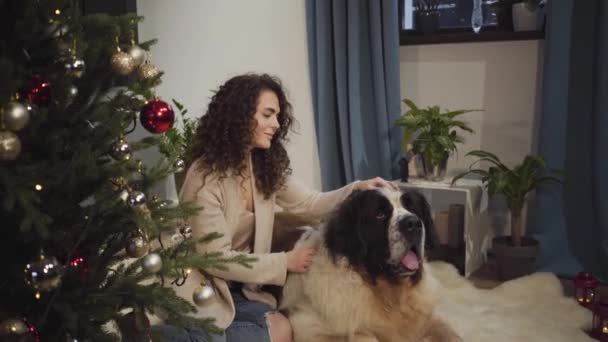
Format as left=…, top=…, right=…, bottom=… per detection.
left=137, top=61, right=160, bottom=81
left=0, top=318, right=28, bottom=336
left=110, top=49, right=136, bottom=75
left=0, top=131, right=21, bottom=161
left=3, top=101, right=30, bottom=131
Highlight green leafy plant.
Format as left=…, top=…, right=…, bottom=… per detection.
left=415, top=0, right=440, bottom=13
left=452, top=150, right=562, bottom=246
left=395, top=99, right=477, bottom=167
left=158, top=99, right=198, bottom=169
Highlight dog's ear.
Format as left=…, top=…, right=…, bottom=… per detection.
left=324, top=190, right=368, bottom=263
left=401, top=191, right=439, bottom=250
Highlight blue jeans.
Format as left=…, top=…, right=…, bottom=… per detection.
left=151, top=288, right=273, bottom=342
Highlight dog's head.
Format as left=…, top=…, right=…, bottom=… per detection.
left=324, top=188, right=435, bottom=285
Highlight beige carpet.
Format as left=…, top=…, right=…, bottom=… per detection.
left=429, top=261, right=594, bottom=342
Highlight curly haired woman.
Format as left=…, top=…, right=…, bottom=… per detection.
left=154, top=73, right=392, bottom=342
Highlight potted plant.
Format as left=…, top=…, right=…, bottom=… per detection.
left=414, top=0, right=440, bottom=35
left=489, top=0, right=515, bottom=31
left=491, top=0, right=542, bottom=31
left=452, top=150, right=562, bottom=280
left=513, top=0, right=542, bottom=31
left=395, top=99, right=476, bottom=181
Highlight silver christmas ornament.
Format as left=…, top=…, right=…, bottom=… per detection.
left=137, top=61, right=160, bottom=81
left=174, top=159, right=186, bottom=173
left=141, top=253, right=162, bottom=273
left=24, top=253, right=63, bottom=291
left=0, top=318, right=28, bottom=336
left=110, top=138, right=131, bottom=161
left=179, top=225, right=193, bottom=239
left=64, top=56, right=86, bottom=78
left=127, top=45, right=147, bottom=67
left=67, top=85, right=79, bottom=100
left=193, top=284, right=215, bottom=306
left=0, top=131, right=21, bottom=161
left=170, top=233, right=184, bottom=243
left=125, top=235, right=149, bottom=258
left=110, top=50, right=136, bottom=75
left=3, top=101, right=30, bottom=131
left=66, top=334, right=91, bottom=342
left=127, top=191, right=146, bottom=207
left=158, top=199, right=173, bottom=208
left=45, top=21, right=69, bottom=38
left=118, top=189, right=129, bottom=202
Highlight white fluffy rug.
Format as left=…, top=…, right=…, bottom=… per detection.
left=429, top=262, right=594, bottom=342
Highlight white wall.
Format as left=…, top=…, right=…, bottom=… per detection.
left=136, top=0, right=321, bottom=197
left=400, top=40, right=544, bottom=176
left=135, top=0, right=544, bottom=201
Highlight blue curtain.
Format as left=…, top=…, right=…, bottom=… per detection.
left=306, top=0, right=402, bottom=190
left=532, top=0, right=608, bottom=281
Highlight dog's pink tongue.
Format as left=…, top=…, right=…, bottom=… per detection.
left=401, top=251, right=420, bottom=270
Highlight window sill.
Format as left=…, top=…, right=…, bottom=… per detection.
left=400, top=30, right=545, bottom=46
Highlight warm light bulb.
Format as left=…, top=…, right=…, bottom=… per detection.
left=54, top=9, right=61, bottom=15
left=35, top=184, right=43, bottom=191
left=35, top=292, right=41, bottom=300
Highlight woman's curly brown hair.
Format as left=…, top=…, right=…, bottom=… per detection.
left=191, top=73, right=294, bottom=199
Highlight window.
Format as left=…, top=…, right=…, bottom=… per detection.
left=401, top=0, right=499, bottom=31
left=399, top=0, right=545, bottom=45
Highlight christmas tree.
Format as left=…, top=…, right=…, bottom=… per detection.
left=0, top=1, right=252, bottom=340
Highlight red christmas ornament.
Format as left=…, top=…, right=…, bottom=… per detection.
left=19, top=75, right=51, bottom=107
left=25, top=319, right=40, bottom=342
left=69, top=255, right=88, bottom=274
left=139, top=99, right=175, bottom=134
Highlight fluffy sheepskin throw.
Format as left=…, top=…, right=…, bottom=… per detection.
left=429, top=261, right=594, bottom=342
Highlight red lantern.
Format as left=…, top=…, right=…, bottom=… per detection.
left=574, top=272, right=599, bottom=308
left=19, top=75, right=51, bottom=107
left=593, top=299, right=608, bottom=342
left=139, top=99, right=175, bottom=134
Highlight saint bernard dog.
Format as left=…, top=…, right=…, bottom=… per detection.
left=279, top=187, right=461, bottom=342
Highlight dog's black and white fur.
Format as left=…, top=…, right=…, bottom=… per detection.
left=279, top=187, right=460, bottom=342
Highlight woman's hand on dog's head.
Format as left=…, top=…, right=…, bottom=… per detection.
left=287, top=246, right=317, bottom=273
left=353, top=177, right=397, bottom=191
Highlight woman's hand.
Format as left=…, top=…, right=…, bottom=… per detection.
left=354, top=177, right=396, bottom=191
left=286, top=246, right=316, bottom=273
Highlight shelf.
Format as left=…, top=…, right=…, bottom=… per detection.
left=400, top=30, right=544, bottom=46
